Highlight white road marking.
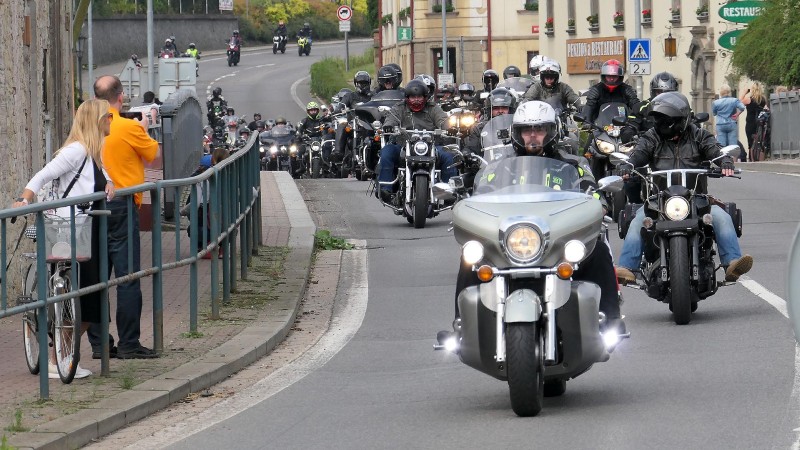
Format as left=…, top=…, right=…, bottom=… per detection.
left=740, top=277, right=789, bottom=318
left=291, top=76, right=311, bottom=110
left=126, top=242, right=369, bottom=448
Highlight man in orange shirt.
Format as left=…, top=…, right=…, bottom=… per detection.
left=88, top=75, right=160, bottom=359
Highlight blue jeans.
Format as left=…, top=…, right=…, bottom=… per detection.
left=619, top=205, right=742, bottom=269
left=88, top=198, right=144, bottom=352
left=716, top=122, right=738, bottom=146
left=378, top=144, right=457, bottom=192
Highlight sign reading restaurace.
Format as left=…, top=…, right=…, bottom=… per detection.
left=719, top=1, right=764, bottom=23
left=566, top=37, right=626, bottom=75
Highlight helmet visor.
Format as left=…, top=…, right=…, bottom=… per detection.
left=511, top=123, right=558, bottom=154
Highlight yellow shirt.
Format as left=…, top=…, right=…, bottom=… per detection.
left=102, top=107, right=159, bottom=206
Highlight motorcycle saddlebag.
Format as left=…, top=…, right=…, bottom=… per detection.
left=721, top=202, right=743, bottom=237
left=618, top=203, right=643, bottom=239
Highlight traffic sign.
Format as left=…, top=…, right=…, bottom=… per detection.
left=719, top=1, right=764, bottom=23
left=339, top=20, right=351, bottom=32
left=337, top=5, right=353, bottom=21
left=629, top=62, right=651, bottom=75
left=628, top=38, right=651, bottom=62
left=718, top=29, right=745, bottom=51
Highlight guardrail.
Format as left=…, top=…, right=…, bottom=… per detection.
left=0, top=133, right=262, bottom=399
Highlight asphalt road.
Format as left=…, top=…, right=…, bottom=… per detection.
left=99, top=42, right=800, bottom=449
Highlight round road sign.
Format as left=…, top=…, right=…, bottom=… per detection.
left=337, top=5, right=353, bottom=21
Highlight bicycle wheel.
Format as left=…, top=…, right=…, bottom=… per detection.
left=20, top=264, right=39, bottom=374
left=53, top=270, right=81, bottom=383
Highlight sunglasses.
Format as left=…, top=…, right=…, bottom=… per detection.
left=99, top=112, right=113, bottom=121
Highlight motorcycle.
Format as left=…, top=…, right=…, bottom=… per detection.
left=261, top=125, right=301, bottom=177
left=432, top=155, right=626, bottom=416
left=272, top=34, right=287, bottom=54
left=615, top=145, right=744, bottom=325
left=226, top=38, right=240, bottom=66
left=344, top=89, right=405, bottom=180
left=376, top=127, right=449, bottom=229
left=574, top=103, right=636, bottom=222
left=159, top=49, right=176, bottom=59
left=299, top=123, right=336, bottom=179
left=297, top=36, right=311, bottom=56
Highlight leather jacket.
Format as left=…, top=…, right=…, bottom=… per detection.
left=582, top=82, right=639, bottom=123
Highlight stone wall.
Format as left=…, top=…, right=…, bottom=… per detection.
left=86, top=15, right=239, bottom=65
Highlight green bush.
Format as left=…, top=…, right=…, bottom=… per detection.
left=310, top=48, right=375, bottom=102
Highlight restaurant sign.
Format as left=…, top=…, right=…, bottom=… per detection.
left=566, top=37, right=626, bottom=75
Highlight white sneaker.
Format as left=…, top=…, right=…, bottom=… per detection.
left=74, top=365, right=92, bottom=379
left=47, top=363, right=92, bottom=379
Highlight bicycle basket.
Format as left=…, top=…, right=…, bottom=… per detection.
left=43, top=214, right=92, bottom=262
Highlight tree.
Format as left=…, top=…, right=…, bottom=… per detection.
left=731, top=0, right=800, bottom=86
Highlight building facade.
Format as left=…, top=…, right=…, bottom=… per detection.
left=377, top=0, right=541, bottom=88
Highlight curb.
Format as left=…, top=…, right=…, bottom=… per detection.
left=8, top=172, right=316, bottom=450
left=739, top=160, right=800, bottom=174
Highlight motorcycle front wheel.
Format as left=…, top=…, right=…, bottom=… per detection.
left=412, top=175, right=429, bottom=229
left=506, top=323, right=544, bottom=417
left=669, top=236, right=696, bottom=325
left=273, top=45, right=277, bottom=54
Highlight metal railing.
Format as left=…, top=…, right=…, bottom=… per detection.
left=0, top=134, right=262, bottom=399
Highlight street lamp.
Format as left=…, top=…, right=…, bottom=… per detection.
left=76, top=34, right=86, bottom=103
left=664, top=30, right=677, bottom=60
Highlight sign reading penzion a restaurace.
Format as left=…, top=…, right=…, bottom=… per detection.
left=566, top=37, right=626, bottom=74
left=719, top=1, right=764, bottom=23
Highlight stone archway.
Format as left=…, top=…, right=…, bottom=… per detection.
left=687, top=27, right=716, bottom=122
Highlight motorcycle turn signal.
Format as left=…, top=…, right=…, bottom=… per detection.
left=556, top=262, right=574, bottom=280
left=476, top=265, right=494, bottom=282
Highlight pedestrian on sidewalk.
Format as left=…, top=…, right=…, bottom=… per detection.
left=740, top=81, right=769, bottom=158
left=88, top=75, right=160, bottom=360
left=12, top=99, right=116, bottom=379
left=712, top=84, right=745, bottom=153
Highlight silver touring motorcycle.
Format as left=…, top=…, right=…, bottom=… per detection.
left=434, top=153, right=628, bottom=417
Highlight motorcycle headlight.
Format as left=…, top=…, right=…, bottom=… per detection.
left=564, top=240, right=586, bottom=263
left=290, top=144, right=298, bottom=154
left=462, top=241, right=484, bottom=266
left=664, top=196, right=690, bottom=221
left=504, top=225, right=543, bottom=264
left=461, top=114, right=475, bottom=128
left=596, top=140, right=616, bottom=155
left=259, top=146, right=266, bottom=154
left=413, top=141, right=429, bottom=156
left=312, top=144, right=321, bottom=151
left=448, top=115, right=458, bottom=128
left=270, top=145, right=278, bottom=155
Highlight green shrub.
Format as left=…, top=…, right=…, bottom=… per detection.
left=310, top=48, right=375, bottom=102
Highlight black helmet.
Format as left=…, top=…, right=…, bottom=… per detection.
left=503, top=65, right=521, bottom=79
left=482, top=69, right=499, bottom=91
left=377, top=65, right=399, bottom=90
left=458, top=82, right=476, bottom=101
left=489, top=88, right=516, bottom=111
left=255, top=120, right=265, bottom=130
left=233, top=30, right=239, bottom=36
left=253, top=112, right=262, bottom=120
left=387, top=63, right=403, bottom=86
left=415, top=74, right=436, bottom=98
left=649, top=72, right=679, bottom=99
left=440, top=83, right=456, bottom=96
left=404, top=79, right=428, bottom=112
left=648, top=92, right=692, bottom=139
left=354, top=71, right=372, bottom=95
left=189, top=43, right=196, bottom=49
left=226, top=107, right=235, bottom=115
left=212, top=87, right=222, bottom=97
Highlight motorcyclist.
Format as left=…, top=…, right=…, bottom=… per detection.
left=296, top=22, right=313, bottom=43
left=528, top=54, right=548, bottom=82
left=502, top=65, right=522, bottom=80
left=376, top=79, right=458, bottom=201
left=438, top=84, right=458, bottom=111
left=374, top=65, right=402, bottom=93
left=221, top=107, right=238, bottom=127
left=482, top=69, right=500, bottom=93
left=230, top=29, right=242, bottom=47
left=581, top=59, right=639, bottom=123
left=455, top=82, right=481, bottom=113
left=206, top=87, right=227, bottom=126
left=237, top=126, right=252, bottom=146
left=342, top=71, right=373, bottom=108
left=297, top=101, right=335, bottom=162
left=161, top=38, right=177, bottom=57
left=274, top=20, right=288, bottom=38
left=225, top=118, right=239, bottom=147
left=614, top=92, right=753, bottom=285
left=185, top=43, right=200, bottom=59
left=463, top=87, right=516, bottom=156
left=248, top=113, right=263, bottom=131
left=522, top=59, right=580, bottom=111
left=387, top=63, right=403, bottom=87
left=510, top=100, right=624, bottom=333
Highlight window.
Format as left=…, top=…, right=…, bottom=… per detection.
left=432, top=0, right=453, bottom=13
left=524, top=0, right=539, bottom=11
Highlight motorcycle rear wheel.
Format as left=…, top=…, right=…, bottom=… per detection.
left=273, top=45, right=277, bottom=54
left=506, top=323, right=544, bottom=417
left=669, top=236, right=695, bottom=325
left=413, top=175, right=429, bottom=229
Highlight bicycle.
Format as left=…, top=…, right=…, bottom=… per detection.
left=18, top=211, right=100, bottom=383
left=750, top=109, right=771, bottom=162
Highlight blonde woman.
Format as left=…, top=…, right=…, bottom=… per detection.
left=740, top=81, right=769, bottom=157
left=12, top=99, right=115, bottom=379
left=712, top=84, right=745, bottom=149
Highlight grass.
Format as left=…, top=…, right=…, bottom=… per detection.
left=310, top=48, right=375, bottom=103
left=3, top=410, right=27, bottom=433
left=118, top=364, right=137, bottom=390
left=1, top=434, right=16, bottom=450
left=181, top=331, right=205, bottom=339
left=314, top=230, right=354, bottom=251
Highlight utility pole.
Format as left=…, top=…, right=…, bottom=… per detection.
left=441, top=1, right=448, bottom=75
left=88, top=1, right=93, bottom=92
left=147, top=0, right=155, bottom=95
left=634, top=0, right=643, bottom=100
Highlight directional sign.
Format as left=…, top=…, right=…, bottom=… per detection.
left=397, top=27, right=412, bottom=41
left=719, top=1, right=764, bottom=23
left=628, top=38, right=651, bottom=62
left=718, top=29, right=745, bottom=51
left=337, top=5, right=353, bottom=21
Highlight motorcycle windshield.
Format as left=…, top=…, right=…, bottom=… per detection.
left=261, top=127, right=294, bottom=145
left=480, top=115, right=514, bottom=159
left=354, top=90, right=404, bottom=122
left=595, top=102, right=629, bottom=128
left=497, top=77, right=534, bottom=97
left=472, top=155, right=582, bottom=196
left=228, top=38, right=237, bottom=46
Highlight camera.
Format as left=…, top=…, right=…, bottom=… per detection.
left=118, top=111, right=143, bottom=120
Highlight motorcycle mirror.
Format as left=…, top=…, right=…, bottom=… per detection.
left=573, top=114, right=586, bottom=123
left=611, top=116, right=627, bottom=126
left=694, top=112, right=710, bottom=123
left=718, top=145, right=740, bottom=157
left=610, top=152, right=630, bottom=161
left=431, top=182, right=456, bottom=202
left=597, top=175, right=624, bottom=193
left=378, top=106, right=392, bottom=113
left=479, top=92, right=490, bottom=99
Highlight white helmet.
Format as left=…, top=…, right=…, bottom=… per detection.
left=539, top=59, right=562, bottom=85
left=511, top=101, right=559, bottom=155
left=528, top=54, right=549, bottom=81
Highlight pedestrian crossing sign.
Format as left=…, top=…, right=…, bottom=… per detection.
left=628, top=39, right=651, bottom=62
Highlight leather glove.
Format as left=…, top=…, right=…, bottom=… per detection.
left=720, top=160, right=735, bottom=172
